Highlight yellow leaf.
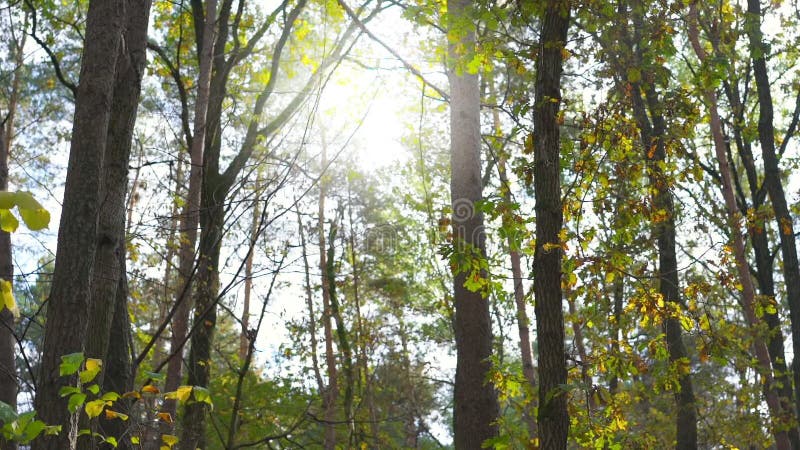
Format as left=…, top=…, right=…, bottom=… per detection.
left=157, top=412, right=173, bottom=423
left=85, top=358, right=102, bottom=373
left=162, top=434, right=178, bottom=447
left=85, top=399, right=107, bottom=418
left=105, top=409, right=129, bottom=421
left=0, top=280, right=18, bottom=318
left=122, top=391, right=141, bottom=399
left=142, top=385, right=160, bottom=394
left=131, top=437, right=139, bottom=444
left=176, top=385, right=192, bottom=402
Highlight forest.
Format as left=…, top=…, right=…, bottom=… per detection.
left=0, top=0, right=800, bottom=448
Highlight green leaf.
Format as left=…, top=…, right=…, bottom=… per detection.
left=60, top=352, right=85, bottom=376
left=59, top=386, right=81, bottom=397
left=104, top=436, right=118, bottom=447
left=0, top=210, right=18, bottom=233
left=0, top=401, right=17, bottom=423
left=627, top=67, right=642, bottom=83
left=68, top=393, right=86, bottom=413
left=192, top=386, right=213, bottom=408
left=86, top=384, right=100, bottom=395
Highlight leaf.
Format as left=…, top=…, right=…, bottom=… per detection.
left=0, top=280, right=17, bottom=317
left=104, top=436, right=118, bottom=447
left=101, top=392, right=120, bottom=402
left=0, top=210, right=18, bottom=233
left=86, top=384, right=100, bottom=395
left=164, top=385, right=192, bottom=402
left=192, top=386, right=213, bottom=408
left=104, top=410, right=128, bottom=421
left=59, top=386, right=81, bottom=397
left=18, top=207, right=50, bottom=231
left=0, top=192, right=14, bottom=209
left=84, top=399, right=107, bottom=418
left=60, top=352, right=85, bottom=376
left=13, top=192, right=42, bottom=210
left=79, top=358, right=102, bottom=383
left=157, top=412, right=173, bottom=423
left=0, top=400, right=18, bottom=423
left=131, top=437, right=140, bottom=444
left=141, top=385, right=160, bottom=394
left=162, top=434, right=179, bottom=447
left=68, top=393, right=86, bottom=413
left=121, top=391, right=141, bottom=399
left=627, top=67, right=642, bottom=83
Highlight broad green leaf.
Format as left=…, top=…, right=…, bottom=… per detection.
left=13, top=192, right=42, bottom=210
left=86, top=384, right=100, bottom=395
left=58, top=386, right=81, bottom=397
left=101, top=392, right=120, bottom=402
left=0, top=401, right=17, bottom=423
left=68, top=393, right=86, bottom=413
left=104, top=436, right=118, bottom=447
left=60, top=352, right=84, bottom=376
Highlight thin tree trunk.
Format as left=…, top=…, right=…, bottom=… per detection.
left=318, top=137, right=338, bottom=450
left=532, top=1, right=571, bottom=448
left=0, top=121, right=16, bottom=450
left=239, top=183, right=260, bottom=361
left=327, top=221, right=355, bottom=445
left=722, top=77, right=799, bottom=447
left=447, top=0, right=499, bottom=447
left=493, top=102, right=538, bottom=440
left=745, top=0, right=800, bottom=428
left=297, top=207, right=324, bottom=393
left=687, top=6, right=791, bottom=448
left=164, top=0, right=216, bottom=420
left=32, top=0, right=125, bottom=446
left=0, top=15, right=26, bottom=450
left=629, top=64, right=698, bottom=445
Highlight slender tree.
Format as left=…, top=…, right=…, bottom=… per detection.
left=447, top=0, right=499, bottom=447
left=532, top=1, right=571, bottom=448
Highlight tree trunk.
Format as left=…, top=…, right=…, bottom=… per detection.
left=33, top=0, right=125, bottom=446
left=687, top=6, right=791, bottom=448
left=164, top=0, right=216, bottom=420
left=0, top=122, right=16, bottom=450
left=239, top=184, right=259, bottom=361
left=722, top=77, right=800, bottom=447
left=447, top=0, right=499, bottom=447
left=629, top=76, right=698, bottom=447
left=745, top=0, right=800, bottom=428
left=532, top=2, right=571, bottom=449
left=318, top=138, right=338, bottom=450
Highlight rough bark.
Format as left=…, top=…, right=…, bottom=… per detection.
left=532, top=1, right=571, bottom=448
left=687, top=6, right=791, bottom=447
left=32, top=0, right=125, bottom=446
left=447, top=0, right=499, bottom=447
left=745, top=0, right=800, bottom=427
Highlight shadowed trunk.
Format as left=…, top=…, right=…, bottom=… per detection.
left=532, top=1, right=571, bottom=448
left=447, top=0, right=499, bottom=447
left=32, top=0, right=125, bottom=446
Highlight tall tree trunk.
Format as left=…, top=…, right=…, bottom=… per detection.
left=532, top=1, right=571, bottom=448
left=0, top=16, right=26, bottom=450
left=164, top=0, right=217, bottom=420
left=0, top=122, right=16, bottom=450
left=297, top=207, right=324, bottom=394
left=745, top=0, right=800, bottom=427
left=33, top=0, right=125, bottom=446
left=85, top=0, right=151, bottom=372
left=722, top=77, right=799, bottom=447
left=629, top=74, right=698, bottom=446
left=178, top=191, right=223, bottom=450
left=447, top=0, right=499, bottom=447
left=687, top=6, right=791, bottom=448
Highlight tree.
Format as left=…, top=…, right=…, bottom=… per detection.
left=532, top=1, right=570, bottom=448
left=446, top=0, right=499, bottom=447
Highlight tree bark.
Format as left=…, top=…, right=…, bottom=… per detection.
left=447, top=0, right=499, bottom=447
left=532, top=1, right=571, bottom=448
left=0, top=120, right=16, bottom=450
left=164, top=0, right=216, bottom=421
left=687, top=6, right=791, bottom=448
left=745, top=0, right=800, bottom=428
left=33, top=0, right=125, bottom=446
left=629, top=76, right=698, bottom=447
